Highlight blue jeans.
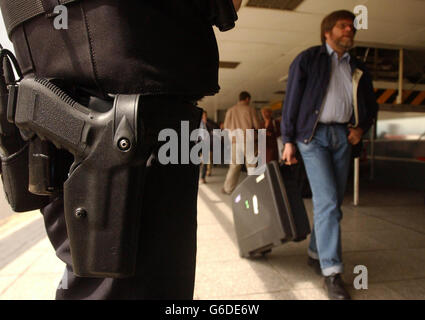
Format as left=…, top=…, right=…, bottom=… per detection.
left=297, top=124, right=352, bottom=276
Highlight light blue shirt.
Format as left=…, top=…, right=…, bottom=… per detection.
left=318, top=43, right=353, bottom=124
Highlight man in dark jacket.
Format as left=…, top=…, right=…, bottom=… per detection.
left=281, top=10, right=378, bottom=300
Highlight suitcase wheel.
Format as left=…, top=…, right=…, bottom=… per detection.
left=260, top=249, right=272, bottom=256
left=245, top=249, right=272, bottom=259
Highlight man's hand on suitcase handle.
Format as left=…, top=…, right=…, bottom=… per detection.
left=282, top=143, right=298, bottom=166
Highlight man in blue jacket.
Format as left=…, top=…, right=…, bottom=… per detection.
left=281, top=10, right=378, bottom=300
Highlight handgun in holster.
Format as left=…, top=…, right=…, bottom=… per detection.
left=0, top=49, right=149, bottom=278
left=0, top=0, right=238, bottom=279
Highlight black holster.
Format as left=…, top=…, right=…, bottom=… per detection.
left=6, top=77, right=149, bottom=278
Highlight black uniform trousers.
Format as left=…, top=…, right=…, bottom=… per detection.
left=41, top=96, right=203, bottom=299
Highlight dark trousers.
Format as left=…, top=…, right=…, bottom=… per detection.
left=41, top=96, right=202, bottom=299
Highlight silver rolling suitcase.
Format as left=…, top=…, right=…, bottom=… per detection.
left=231, top=161, right=311, bottom=257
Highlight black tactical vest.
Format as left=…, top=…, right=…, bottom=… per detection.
left=0, top=0, right=220, bottom=98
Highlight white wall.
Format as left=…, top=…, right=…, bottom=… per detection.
left=377, top=112, right=425, bottom=138
left=0, top=12, right=14, bottom=51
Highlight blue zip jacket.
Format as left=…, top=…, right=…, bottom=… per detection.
left=281, top=44, right=378, bottom=144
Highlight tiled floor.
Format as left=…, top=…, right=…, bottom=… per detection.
left=1, top=167, right=424, bottom=300
left=194, top=167, right=425, bottom=300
